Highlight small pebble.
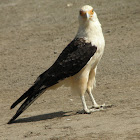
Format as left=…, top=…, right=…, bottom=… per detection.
left=67, top=3, right=73, bottom=7
left=67, top=119, right=71, bottom=121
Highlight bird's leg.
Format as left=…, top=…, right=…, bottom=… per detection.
left=80, top=95, right=91, bottom=113
left=78, top=95, right=97, bottom=114
left=88, top=90, right=105, bottom=109
left=76, top=71, right=99, bottom=114
left=78, top=95, right=103, bottom=114
left=87, top=67, right=104, bottom=109
left=87, top=67, right=105, bottom=109
left=87, top=89, right=112, bottom=109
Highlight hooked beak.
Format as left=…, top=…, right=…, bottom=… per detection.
left=80, top=10, right=91, bottom=20
left=85, top=12, right=90, bottom=19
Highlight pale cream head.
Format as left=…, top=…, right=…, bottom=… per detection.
left=76, top=5, right=104, bottom=46
left=78, top=5, right=99, bottom=26
left=79, top=5, right=94, bottom=19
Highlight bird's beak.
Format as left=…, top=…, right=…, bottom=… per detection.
left=85, top=12, right=90, bottom=19
left=80, top=10, right=91, bottom=20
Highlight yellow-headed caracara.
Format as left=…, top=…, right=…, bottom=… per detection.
left=8, top=5, right=105, bottom=124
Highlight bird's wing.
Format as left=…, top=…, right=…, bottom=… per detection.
left=8, top=38, right=97, bottom=124
left=39, top=38, right=97, bottom=87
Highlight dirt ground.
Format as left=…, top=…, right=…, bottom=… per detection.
left=0, top=0, right=140, bottom=139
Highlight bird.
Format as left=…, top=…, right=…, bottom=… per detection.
left=8, top=5, right=105, bottom=124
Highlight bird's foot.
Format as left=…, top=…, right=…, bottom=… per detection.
left=93, top=103, right=105, bottom=109
left=102, top=104, right=113, bottom=109
left=89, top=103, right=113, bottom=109
left=77, top=108, right=103, bottom=114
left=77, top=104, right=113, bottom=114
left=77, top=109, right=91, bottom=114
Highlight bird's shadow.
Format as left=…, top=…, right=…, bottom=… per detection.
left=11, top=111, right=74, bottom=124
left=9, top=105, right=113, bottom=124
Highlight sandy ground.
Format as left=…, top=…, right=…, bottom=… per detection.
left=0, top=0, right=140, bottom=139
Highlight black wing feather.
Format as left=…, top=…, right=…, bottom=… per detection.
left=39, top=38, right=97, bottom=87
left=8, top=38, right=97, bottom=124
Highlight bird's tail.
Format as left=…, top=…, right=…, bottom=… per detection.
left=8, top=87, right=46, bottom=124
left=10, top=86, right=35, bottom=109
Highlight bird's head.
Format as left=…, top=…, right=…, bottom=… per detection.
left=76, top=5, right=103, bottom=40
left=79, top=5, right=98, bottom=25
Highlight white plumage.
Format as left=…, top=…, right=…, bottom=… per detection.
left=69, top=5, right=105, bottom=113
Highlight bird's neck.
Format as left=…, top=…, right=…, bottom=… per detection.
left=76, top=20, right=105, bottom=46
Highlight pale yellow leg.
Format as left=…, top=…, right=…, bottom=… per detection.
left=87, top=67, right=105, bottom=108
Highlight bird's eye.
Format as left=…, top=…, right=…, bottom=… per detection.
left=80, top=10, right=86, bottom=16
left=80, top=10, right=83, bottom=15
